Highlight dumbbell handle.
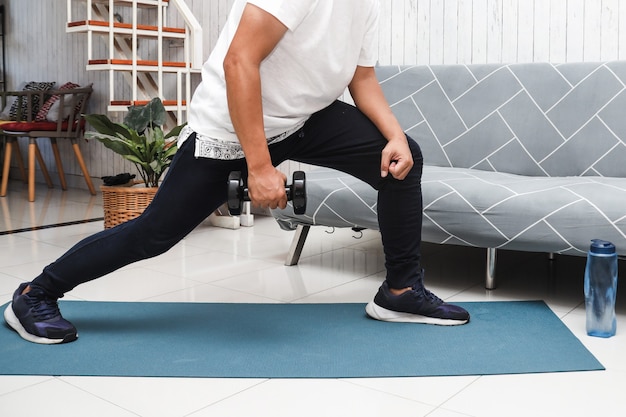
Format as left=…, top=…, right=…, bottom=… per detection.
left=228, top=171, right=306, bottom=215
left=240, top=186, right=295, bottom=202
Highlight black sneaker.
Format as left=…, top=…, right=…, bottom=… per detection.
left=4, top=283, right=78, bottom=344
left=366, top=280, right=470, bottom=325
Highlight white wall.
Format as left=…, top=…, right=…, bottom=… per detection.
left=377, top=0, right=625, bottom=65
left=3, top=0, right=626, bottom=187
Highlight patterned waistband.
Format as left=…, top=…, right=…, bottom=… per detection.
left=178, top=123, right=305, bottom=161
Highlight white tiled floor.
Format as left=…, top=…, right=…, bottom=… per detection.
left=1, top=183, right=625, bottom=417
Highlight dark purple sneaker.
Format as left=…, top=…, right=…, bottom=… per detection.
left=366, top=280, right=470, bottom=325
left=4, top=283, right=77, bottom=344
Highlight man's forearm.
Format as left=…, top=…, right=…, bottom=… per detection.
left=349, top=66, right=414, bottom=179
left=223, top=59, right=272, bottom=172
left=349, top=67, right=406, bottom=143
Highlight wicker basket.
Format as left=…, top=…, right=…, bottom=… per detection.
left=100, top=184, right=158, bottom=229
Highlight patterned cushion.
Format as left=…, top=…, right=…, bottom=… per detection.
left=35, top=82, right=80, bottom=121
left=0, top=82, right=27, bottom=120
left=8, top=81, right=55, bottom=121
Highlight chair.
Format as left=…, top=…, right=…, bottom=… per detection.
left=0, top=85, right=96, bottom=202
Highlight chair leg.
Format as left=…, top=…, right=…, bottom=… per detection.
left=14, top=140, right=27, bottom=183
left=26, top=139, right=52, bottom=201
left=71, top=139, right=96, bottom=195
left=1, top=138, right=31, bottom=197
left=28, top=140, right=36, bottom=202
left=49, top=139, right=67, bottom=190
left=33, top=142, right=53, bottom=189
left=0, top=138, right=13, bottom=196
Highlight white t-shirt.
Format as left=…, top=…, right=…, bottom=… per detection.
left=180, top=0, right=380, bottom=159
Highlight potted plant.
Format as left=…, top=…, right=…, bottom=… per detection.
left=84, top=98, right=186, bottom=228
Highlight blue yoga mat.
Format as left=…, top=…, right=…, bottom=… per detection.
left=0, top=300, right=603, bottom=378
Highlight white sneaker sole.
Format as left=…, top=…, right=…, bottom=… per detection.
left=3, top=302, right=74, bottom=344
left=365, top=302, right=469, bottom=326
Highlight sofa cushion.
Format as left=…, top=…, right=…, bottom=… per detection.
left=421, top=166, right=626, bottom=256
left=271, top=167, right=626, bottom=257
left=379, top=62, right=626, bottom=178
left=272, top=169, right=380, bottom=233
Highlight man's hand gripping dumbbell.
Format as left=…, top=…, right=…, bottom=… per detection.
left=227, top=171, right=307, bottom=215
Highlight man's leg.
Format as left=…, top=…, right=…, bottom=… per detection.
left=270, top=100, right=423, bottom=288
left=4, top=137, right=246, bottom=343
left=270, top=101, right=469, bottom=325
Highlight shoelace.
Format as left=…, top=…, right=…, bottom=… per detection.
left=412, top=277, right=444, bottom=305
left=421, top=287, right=444, bottom=304
left=24, top=291, right=61, bottom=321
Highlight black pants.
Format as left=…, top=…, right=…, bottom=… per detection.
left=31, top=100, right=424, bottom=298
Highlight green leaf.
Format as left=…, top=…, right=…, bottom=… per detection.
left=85, top=132, right=135, bottom=156
left=164, top=122, right=186, bottom=139
left=84, top=114, right=133, bottom=140
left=124, top=98, right=166, bottom=132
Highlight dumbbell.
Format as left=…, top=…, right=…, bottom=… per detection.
left=227, top=171, right=306, bottom=216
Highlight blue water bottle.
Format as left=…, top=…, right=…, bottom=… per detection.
left=584, top=239, right=618, bottom=337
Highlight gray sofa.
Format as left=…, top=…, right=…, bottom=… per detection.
left=271, top=62, right=626, bottom=289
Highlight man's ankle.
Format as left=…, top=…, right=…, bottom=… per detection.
left=389, top=286, right=411, bottom=296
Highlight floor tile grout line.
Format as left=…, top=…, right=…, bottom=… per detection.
left=0, top=218, right=104, bottom=236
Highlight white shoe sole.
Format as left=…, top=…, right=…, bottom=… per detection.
left=3, top=302, right=73, bottom=344
left=365, top=302, right=469, bottom=326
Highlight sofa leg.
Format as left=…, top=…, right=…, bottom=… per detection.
left=285, top=225, right=310, bottom=266
left=486, top=247, right=497, bottom=290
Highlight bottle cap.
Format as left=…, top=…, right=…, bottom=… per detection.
left=590, top=239, right=616, bottom=254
